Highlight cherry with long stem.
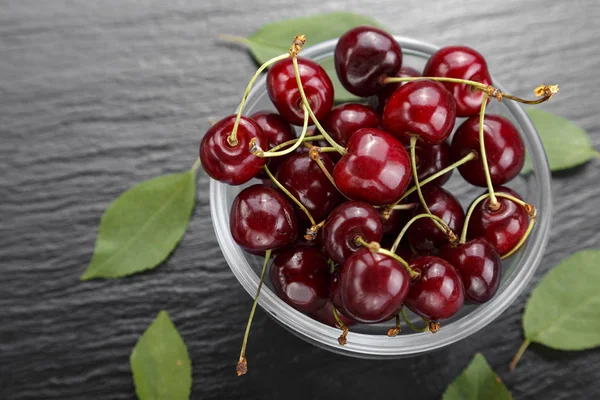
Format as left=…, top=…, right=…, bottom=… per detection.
left=237, top=249, right=272, bottom=376
left=390, top=213, right=457, bottom=254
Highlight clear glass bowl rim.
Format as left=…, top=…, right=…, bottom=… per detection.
left=209, top=35, right=552, bottom=358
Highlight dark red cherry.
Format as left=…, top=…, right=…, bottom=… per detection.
left=230, top=184, right=297, bottom=252
left=423, top=46, right=492, bottom=117
left=333, top=128, right=412, bottom=205
left=382, top=80, right=456, bottom=144
left=310, top=301, right=357, bottom=327
left=466, top=187, right=528, bottom=257
left=199, top=115, right=267, bottom=185
left=276, top=152, right=343, bottom=227
left=339, top=248, right=411, bottom=323
left=451, top=114, right=525, bottom=187
left=372, top=66, right=421, bottom=113
left=405, top=256, right=464, bottom=320
left=407, top=186, right=465, bottom=254
left=414, top=141, right=453, bottom=186
left=322, top=201, right=384, bottom=265
left=334, top=26, right=402, bottom=97
left=251, top=111, right=296, bottom=178
left=267, top=57, right=334, bottom=126
left=270, top=246, right=331, bottom=313
left=439, top=238, right=501, bottom=304
left=322, top=103, right=380, bottom=147
left=328, top=268, right=355, bottom=319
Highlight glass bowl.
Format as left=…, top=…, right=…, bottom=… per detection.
left=209, top=35, right=552, bottom=358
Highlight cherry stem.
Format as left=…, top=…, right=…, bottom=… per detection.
left=228, top=53, right=291, bottom=147
left=509, top=339, right=531, bottom=372
left=263, top=164, right=316, bottom=226
left=190, top=157, right=202, bottom=176
left=501, top=211, right=537, bottom=259
left=332, top=305, right=349, bottom=346
left=309, top=147, right=351, bottom=200
left=354, top=236, right=419, bottom=280
left=292, top=56, right=346, bottom=155
left=460, top=192, right=533, bottom=244
left=400, top=308, right=428, bottom=333
left=383, top=77, right=559, bottom=105
left=392, top=203, right=418, bottom=211
left=267, top=135, right=325, bottom=153
left=390, top=150, right=477, bottom=209
left=477, top=93, right=499, bottom=208
left=390, top=213, right=457, bottom=254
left=237, top=249, right=272, bottom=376
left=304, top=219, right=325, bottom=241
left=256, top=105, right=309, bottom=157
left=317, top=147, right=340, bottom=153
left=387, top=314, right=401, bottom=337
left=327, top=258, right=336, bottom=273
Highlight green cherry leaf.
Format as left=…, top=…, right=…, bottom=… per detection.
left=510, top=249, right=600, bottom=371
left=81, top=170, right=196, bottom=280
left=224, top=11, right=382, bottom=102
left=443, top=353, right=513, bottom=400
left=522, top=108, right=598, bottom=173
left=130, top=311, right=192, bottom=400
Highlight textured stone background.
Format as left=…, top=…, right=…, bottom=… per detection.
left=1, top=0, right=599, bottom=399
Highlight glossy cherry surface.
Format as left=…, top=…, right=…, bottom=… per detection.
left=267, top=57, right=334, bottom=126
left=451, top=114, right=525, bottom=187
left=322, top=201, right=383, bottom=265
left=414, top=140, right=453, bottom=186
left=405, top=256, right=464, bottom=320
left=276, top=152, right=343, bottom=227
left=310, top=301, right=357, bottom=328
left=339, top=248, right=411, bottom=323
left=199, top=115, right=267, bottom=185
left=322, top=103, right=380, bottom=147
left=439, top=238, right=501, bottom=304
left=251, top=111, right=296, bottom=178
left=334, top=26, right=402, bottom=97
left=407, top=186, right=465, bottom=254
left=423, top=45, right=492, bottom=117
left=373, top=66, right=421, bottom=113
left=230, top=184, right=297, bottom=252
left=382, top=80, right=456, bottom=144
left=270, top=246, right=331, bottom=313
left=467, top=187, right=528, bottom=256
left=333, top=128, right=412, bottom=205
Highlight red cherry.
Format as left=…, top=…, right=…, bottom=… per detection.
left=322, top=103, right=380, bottom=147
left=275, top=152, right=343, bottom=227
left=339, top=248, right=411, bottom=323
left=269, top=246, right=331, bottom=313
left=382, top=80, right=456, bottom=144
left=372, top=66, right=421, bottom=113
left=310, top=301, right=357, bottom=328
left=405, top=256, right=464, bottom=320
left=267, top=57, right=334, bottom=126
left=328, top=268, right=354, bottom=318
left=451, top=114, right=525, bottom=187
left=333, top=128, right=412, bottom=205
left=423, top=46, right=492, bottom=117
left=229, top=184, right=297, bottom=252
left=334, top=26, right=402, bottom=97
left=407, top=185, right=465, bottom=255
left=439, top=238, right=501, bottom=304
left=466, top=187, right=528, bottom=257
left=322, top=201, right=384, bottom=265
left=414, top=141, right=453, bottom=186
left=251, top=111, right=296, bottom=177
left=382, top=207, right=411, bottom=235
left=199, top=115, right=267, bottom=185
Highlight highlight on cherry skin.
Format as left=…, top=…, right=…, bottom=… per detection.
left=196, top=30, right=555, bottom=375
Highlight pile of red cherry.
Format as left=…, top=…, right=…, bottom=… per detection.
left=201, top=26, right=548, bottom=373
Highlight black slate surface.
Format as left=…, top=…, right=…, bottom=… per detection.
left=1, top=1, right=600, bottom=399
